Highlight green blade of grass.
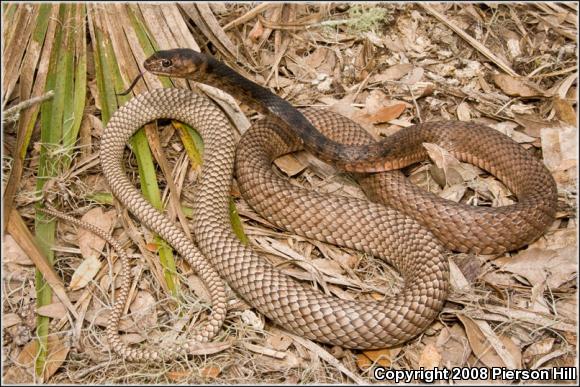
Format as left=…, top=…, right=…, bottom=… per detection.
left=126, top=5, right=157, bottom=57
left=173, top=121, right=203, bottom=167
left=229, top=198, right=249, bottom=245
left=3, top=3, right=56, bottom=230
left=34, top=4, right=69, bottom=379
left=19, top=4, right=58, bottom=159
left=32, top=5, right=88, bottom=379
left=90, top=20, right=116, bottom=124
left=63, top=4, right=87, bottom=153
left=86, top=192, right=115, bottom=205
left=3, top=3, right=17, bottom=20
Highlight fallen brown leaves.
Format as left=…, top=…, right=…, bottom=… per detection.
left=2, top=2, right=577, bottom=384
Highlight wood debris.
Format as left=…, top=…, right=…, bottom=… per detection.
left=2, top=2, right=576, bottom=384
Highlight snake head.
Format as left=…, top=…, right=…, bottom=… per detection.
left=144, top=49, right=208, bottom=80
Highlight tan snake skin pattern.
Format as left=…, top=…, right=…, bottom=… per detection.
left=42, top=79, right=557, bottom=358
left=101, top=88, right=450, bottom=352
left=235, top=107, right=558, bottom=347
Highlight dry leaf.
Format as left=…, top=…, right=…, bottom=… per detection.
left=315, top=244, right=358, bottom=270
left=478, top=177, right=515, bottom=207
left=534, top=228, right=577, bottom=251
left=86, top=114, right=104, bottom=137
left=410, top=164, right=443, bottom=194
left=355, top=354, right=374, bottom=370
left=436, top=325, right=470, bottom=367
left=456, top=101, right=471, bottom=121
left=253, top=352, right=302, bottom=372
left=523, top=338, right=555, bottom=365
left=304, top=47, right=332, bottom=72
left=327, top=95, right=369, bottom=128
left=512, top=113, right=559, bottom=138
left=373, top=63, right=414, bottom=82
left=2, top=366, right=32, bottom=384
left=492, top=74, right=547, bottom=98
left=401, top=67, right=424, bottom=85
left=241, top=309, right=264, bottom=331
left=555, top=296, right=577, bottom=322
left=129, top=291, right=157, bottom=329
left=449, top=259, right=471, bottom=291
left=357, top=91, right=409, bottom=125
left=274, top=154, right=307, bottom=176
left=311, top=258, right=344, bottom=276
left=495, top=246, right=576, bottom=289
left=36, top=302, right=67, bottom=319
left=550, top=72, right=578, bottom=99
left=166, top=370, right=192, bottom=381
left=200, top=366, right=221, bottom=379
left=243, top=342, right=286, bottom=359
left=553, top=97, right=577, bottom=126
left=419, top=343, right=442, bottom=369
left=357, top=347, right=400, bottom=370
left=248, top=19, right=264, bottom=42
left=359, top=103, right=406, bottom=124
left=3, top=234, right=34, bottom=265
left=78, top=208, right=115, bottom=259
left=69, top=255, right=102, bottom=291
left=267, top=332, right=293, bottom=352
left=458, top=315, right=520, bottom=369
left=491, top=121, right=536, bottom=143
left=181, top=341, right=233, bottom=356
left=16, top=336, right=70, bottom=381
left=500, top=334, right=523, bottom=369
left=529, top=282, right=552, bottom=314
left=423, top=143, right=466, bottom=186
left=540, top=125, right=577, bottom=190
left=187, top=275, right=211, bottom=303
left=440, top=183, right=466, bottom=202
left=4, top=313, right=22, bottom=328
left=453, top=254, right=483, bottom=284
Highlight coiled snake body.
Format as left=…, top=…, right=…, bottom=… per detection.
left=43, top=49, right=558, bottom=360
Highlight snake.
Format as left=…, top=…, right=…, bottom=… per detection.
left=41, top=48, right=558, bottom=360
left=144, top=49, right=558, bottom=254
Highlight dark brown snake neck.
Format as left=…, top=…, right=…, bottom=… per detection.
left=141, top=48, right=392, bottom=172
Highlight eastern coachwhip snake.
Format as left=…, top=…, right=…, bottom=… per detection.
left=41, top=49, right=557, bottom=360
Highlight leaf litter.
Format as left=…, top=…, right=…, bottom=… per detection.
left=2, top=2, right=577, bottom=384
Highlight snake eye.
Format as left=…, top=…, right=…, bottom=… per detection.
left=161, top=59, right=172, bottom=67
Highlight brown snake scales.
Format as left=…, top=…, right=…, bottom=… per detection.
left=41, top=49, right=557, bottom=360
